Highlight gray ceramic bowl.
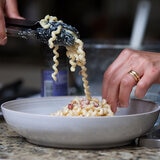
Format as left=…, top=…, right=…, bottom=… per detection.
left=1, top=96, right=160, bottom=149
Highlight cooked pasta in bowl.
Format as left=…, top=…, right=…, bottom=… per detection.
left=52, top=96, right=113, bottom=117
left=1, top=96, right=159, bottom=148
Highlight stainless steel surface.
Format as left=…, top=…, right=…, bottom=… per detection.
left=138, top=129, right=160, bottom=148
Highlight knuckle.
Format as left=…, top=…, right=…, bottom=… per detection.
left=137, top=81, right=148, bottom=91
left=121, top=48, right=133, bottom=56
left=150, top=65, right=160, bottom=75
left=110, top=78, right=119, bottom=86
left=121, top=77, right=131, bottom=87
left=103, top=69, right=112, bottom=81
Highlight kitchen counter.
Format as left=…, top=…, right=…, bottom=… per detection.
left=0, top=118, right=160, bottom=160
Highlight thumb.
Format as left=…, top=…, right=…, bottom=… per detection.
left=5, top=0, right=23, bottom=19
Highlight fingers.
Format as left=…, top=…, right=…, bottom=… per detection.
left=0, top=36, right=7, bottom=45
left=0, top=0, right=24, bottom=45
left=134, top=54, right=160, bottom=98
left=135, top=67, right=158, bottom=98
left=102, top=70, right=120, bottom=113
left=102, top=49, right=160, bottom=113
left=119, top=73, right=137, bottom=107
left=0, top=17, right=7, bottom=45
left=5, top=0, right=23, bottom=19
left=102, top=49, right=133, bottom=112
left=0, top=0, right=7, bottom=45
left=103, top=67, right=136, bottom=112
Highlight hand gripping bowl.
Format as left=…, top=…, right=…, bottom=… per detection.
left=1, top=96, right=160, bottom=149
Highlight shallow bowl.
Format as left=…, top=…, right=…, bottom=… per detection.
left=1, top=96, right=160, bottom=149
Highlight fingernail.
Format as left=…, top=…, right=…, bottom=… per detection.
left=0, top=36, right=7, bottom=45
left=112, top=108, right=117, bottom=113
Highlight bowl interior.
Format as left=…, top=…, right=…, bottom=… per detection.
left=2, top=97, right=159, bottom=116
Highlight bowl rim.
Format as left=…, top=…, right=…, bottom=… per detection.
left=1, top=97, right=160, bottom=119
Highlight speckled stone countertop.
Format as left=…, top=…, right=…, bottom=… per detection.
left=0, top=118, right=160, bottom=160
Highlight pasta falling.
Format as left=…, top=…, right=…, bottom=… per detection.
left=40, top=15, right=113, bottom=117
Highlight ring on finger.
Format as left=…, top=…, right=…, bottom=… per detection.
left=128, top=70, right=141, bottom=83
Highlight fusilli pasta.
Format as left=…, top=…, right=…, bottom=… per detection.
left=52, top=97, right=113, bottom=117
left=40, top=15, right=113, bottom=117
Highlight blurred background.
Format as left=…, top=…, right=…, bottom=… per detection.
left=17, top=0, right=160, bottom=40
left=0, top=0, right=160, bottom=99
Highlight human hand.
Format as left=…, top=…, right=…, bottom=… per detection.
left=102, top=48, right=160, bottom=113
left=0, top=0, right=23, bottom=45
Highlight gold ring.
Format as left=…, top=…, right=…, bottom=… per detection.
left=128, top=70, right=140, bottom=83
